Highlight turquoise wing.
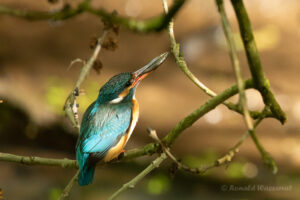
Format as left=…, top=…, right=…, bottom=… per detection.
left=77, top=101, right=132, bottom=158
left=76, top=101, right=132, bottom=185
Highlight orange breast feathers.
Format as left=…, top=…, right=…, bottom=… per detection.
left=103, top=99, right=139, bottom=162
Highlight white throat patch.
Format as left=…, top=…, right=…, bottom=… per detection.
left=109, top=96, right=124, bottom=104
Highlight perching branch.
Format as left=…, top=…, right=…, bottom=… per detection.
left=0, top=0, right=186, bottom=33
left=230, top=0, right=286, bottom=124
left=0, top=152, right=77, bottom=168
left=108, top=153, right=167, bottom=200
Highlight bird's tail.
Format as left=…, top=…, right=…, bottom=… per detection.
left=78, top=163, right=96, bottom=186
left=76, top=149, right=96, bottom=186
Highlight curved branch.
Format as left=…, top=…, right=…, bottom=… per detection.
left=161, top=0, right=269, bottom=121
left=0, top=0, right=186, bottom=32
left=230, top=0, right=286, bottom=124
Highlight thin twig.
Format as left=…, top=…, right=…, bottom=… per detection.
left=174, top=120, right=268, bottom=174
left=219, top=110, right=267, bottom=165
left=162, top=0, right=218, bottom=98
left=147, top=127, right=211, bottom=174
left=228, top=115, right=264, bottom=152
left=229, top=112, right=277, bottom=173
left=58, top=170, right=79, bottom=200
left=216, top=0, right=253, bottom=130
left=63, top=30, right=108, bottom=130
left=67, top=59, right=86, bottom=71
left=148, top=127, right=236, bottom=175
left=108, top=153, right=167, bottom=200
left=76, top=30, right=108, bottom=88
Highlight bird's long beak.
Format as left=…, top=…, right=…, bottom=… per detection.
left=132, top=52, right=168, bottom=86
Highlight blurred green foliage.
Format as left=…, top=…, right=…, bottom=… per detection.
left=45, top=77, right=100, bottom=115
left=217, top=24, right=280, bottom=52
left=45, top=77, right=71, bottom=115
left=181, top=149, right=219, bottom=171
left=226, top=162, right=245, bottom=179
left=77, top=81, right=99, bottom=113
left=146, top=173, right=171, bottom=195
left=48, top=188, right=62, bottom=200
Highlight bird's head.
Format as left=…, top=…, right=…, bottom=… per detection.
left=97, top=52, right=168, bottom=104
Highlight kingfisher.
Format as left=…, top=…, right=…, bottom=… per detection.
left=76, top=52, right=168, bottom=186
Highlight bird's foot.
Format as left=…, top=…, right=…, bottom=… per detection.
left=117, top=149, right=126, bottom=160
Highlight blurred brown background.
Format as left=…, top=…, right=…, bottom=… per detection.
left=0, top=0, right=300, bottom=199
